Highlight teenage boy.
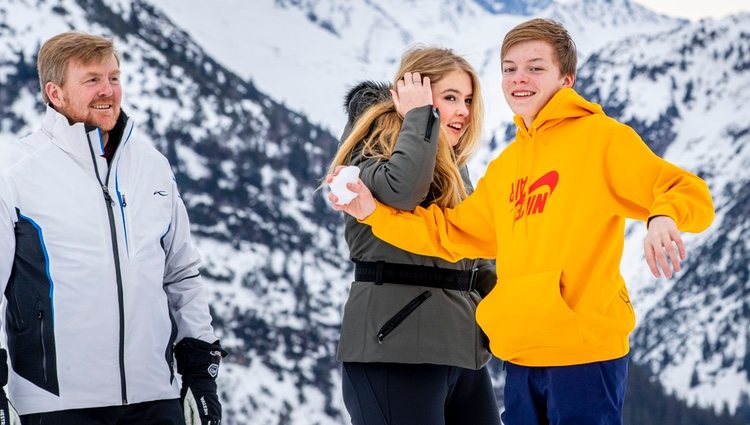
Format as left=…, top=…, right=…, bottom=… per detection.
left=328, top=18, right=714, bottom=425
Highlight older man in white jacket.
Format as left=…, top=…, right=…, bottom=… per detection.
left=0, top=31, right=225, bottom=425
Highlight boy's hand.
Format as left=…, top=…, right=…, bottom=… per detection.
left=390, top=72, right=432, bottom=117
left=326, top=167, right=376, bottom=220
left=644, top=216, right=686, bottom=279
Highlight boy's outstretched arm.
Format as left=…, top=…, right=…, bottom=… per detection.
left=325, top=167, right=497, bottom=262
left=602, top=124, right=714, bottom=280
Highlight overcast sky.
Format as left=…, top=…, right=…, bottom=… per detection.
left=558, top=0, right=750, bottom=20
left=634, top=0, right=750, bottom=21
left=638, top=0, right=750, bottom=20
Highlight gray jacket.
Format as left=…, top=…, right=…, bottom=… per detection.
left=336, top=82, right=495, bottom=369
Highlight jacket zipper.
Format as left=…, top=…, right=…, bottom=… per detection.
left=119, top=192, right=131, bottom=257
left=87, top=131, right=129, bottom=405
left=38, top=310, right=47, bottom=383
left=424, top=108, right=437, bottom=142
left=376, top=291, right=432, bottom=344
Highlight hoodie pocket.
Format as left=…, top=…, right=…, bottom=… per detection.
left=476, top=268, right=583, bottom=359
left=376, top=291, right=432, bottom=344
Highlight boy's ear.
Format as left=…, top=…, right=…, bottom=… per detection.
left=562, top=74, right=575, bottom=88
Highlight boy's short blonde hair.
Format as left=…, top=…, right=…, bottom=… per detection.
left=501, top=18, right=577, bottom=78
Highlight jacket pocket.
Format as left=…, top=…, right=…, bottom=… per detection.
left=5, top=286, right=25, bottom=331
left=8, top=211, right=60, bottom=394
left=5, top=299, right=59, bottom=396
left=118, top=191, right=133, bottom=258
left=476, top=269, right=583, bottom=359
left=376, top=291, right=432, bottom=344
left=119, top=183, right=172, bottom=259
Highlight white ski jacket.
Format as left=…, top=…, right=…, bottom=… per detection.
left=0, top=106, right=217, bottom=415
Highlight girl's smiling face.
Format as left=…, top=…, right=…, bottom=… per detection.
left=432, top=70, right=473, bottom=147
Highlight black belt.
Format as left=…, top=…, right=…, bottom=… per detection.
left=354, top=261, right=477, bottom=291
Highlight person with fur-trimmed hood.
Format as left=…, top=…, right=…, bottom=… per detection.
left=327, top=47, right=501, bottom=424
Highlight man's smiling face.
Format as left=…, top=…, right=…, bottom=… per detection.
left=47, top=53, right=122, bottom=133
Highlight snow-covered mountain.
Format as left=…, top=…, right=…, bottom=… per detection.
left=1, top=0, right=748, bottom=424
left=154, top=0, right=681, bottom=139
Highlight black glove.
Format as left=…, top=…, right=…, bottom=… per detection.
left=175, top=338, right=227, bottom=425
left=0, top=349, right=20, bottom=425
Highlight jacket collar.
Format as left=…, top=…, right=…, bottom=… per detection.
left=513, top=88, right=604, bottom=140
left=40, top=105, right=133, bottom=161
left=41, top=105, right=105, bottom=160
left=40, top=106, right=135, bottom=184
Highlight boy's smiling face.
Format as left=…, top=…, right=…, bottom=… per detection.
left=501, top=40, right=574, bottom=128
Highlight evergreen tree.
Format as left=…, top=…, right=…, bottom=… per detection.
left=735, top=392, right=750, bottom=424
left=624, top=362, right=746, bottom=425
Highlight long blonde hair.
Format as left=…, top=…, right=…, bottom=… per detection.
left=329, top=47, right=484, bottom=208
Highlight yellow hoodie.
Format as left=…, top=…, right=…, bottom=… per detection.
left=362, top=88, right=715, bottom=366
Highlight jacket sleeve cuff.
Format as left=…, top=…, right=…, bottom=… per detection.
left=402, top=104, right=439, bottom=143
left=646, top=214, right=668, bottom=228
left=359, top=200, right=395, bottom=228
left=648, top=200, right=682, bottom=229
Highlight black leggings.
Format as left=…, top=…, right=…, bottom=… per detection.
left=20, top=399, right=184, bottom=425
left=342, top=362, right=501, bottom=425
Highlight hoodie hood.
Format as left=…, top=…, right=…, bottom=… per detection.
left=514, top=88, right=604, bottom=139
